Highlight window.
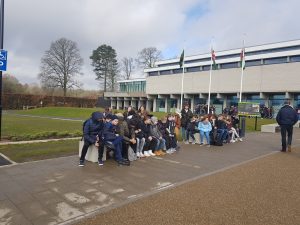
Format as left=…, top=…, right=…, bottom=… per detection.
left=173, top=68, right=184, bottom=74
left=220, top=62, right=238, bottom=69
left=246, top=45, right=300, bottom=56
left=148, top=71, right=158, bottom=76
left=185, top=57, right=210, bottom=64
left=290, top=55, right=300, bottom=62
left=202, top=65, right=211, bottom=71
left=264, top=57, right=287, bottom=65
left=245, top=59, right=261, bottom=67
left=160, top=70, right=172, bottom=75
left=186, top=67, right=200, bottom=73
left=216, top=53, right=240, bottom=60
left=158, top=63, right=178, bottom=67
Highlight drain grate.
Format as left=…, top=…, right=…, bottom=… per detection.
left=0, top=154, right=12, bottom=166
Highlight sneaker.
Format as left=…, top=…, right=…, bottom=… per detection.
left=230, top=140, right=236, bottom=143
left=184, top=141, right=189, bottom=144
left=239, top=138, right=243, bottom=142
left=98, top=160, right=104, bottom=166
left=118, top=160, right=130, bottom=166
left=288, top=145, right=292, bottom=152
left=143, top=151, right=150, bottom=157
left=139, top=152, right=145, bottom=158
left=159, top=150, right=166, bottom=156
left=78, top=160, right=85, bottom=167
left=136, top=152, right=141, bottom=158
left=192, top=141, right=196, bottom=145
left=154, top=151, right=161, bottom=156
left=166, top=149, right=173, bottom=154
left=148, top=150, right=155, bottom=156
left=199, top=143, right=204, bottom=146
left=206, top=144, right=211, bottom=148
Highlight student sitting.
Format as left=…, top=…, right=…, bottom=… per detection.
left=102, top=114, right=130, bottom=166
left=186, top=116, right=198, bottom=144
left=198, top=116, right=212, bottom=147
left=79, top=112, right=104, bottom=167
left=150, top=116, right=166, bottom=156
left=215, top=115, right=229, bottom=144
left=140, top=116, right=158, bottom=157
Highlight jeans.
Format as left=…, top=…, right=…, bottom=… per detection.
left=111, top=136, right=123, bottom=161
left=217, top=129, right=228, bottom=142
left=280, top=124, right=293, bottom=150
left=155, top=138, right=166, bottom=151
left=136, top=138, right=145, bottom=153
left=200, top=131, right=210, bottom=145
left=80, top=141, right=104, bottom=162
left=181, top=127, right=187, bottom=141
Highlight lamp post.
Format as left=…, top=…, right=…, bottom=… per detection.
left=0, top=0, right=4, bottom=140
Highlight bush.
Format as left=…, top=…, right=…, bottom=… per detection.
left=8, top=130, right=81, bottom=141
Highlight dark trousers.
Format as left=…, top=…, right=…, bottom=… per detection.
left=80, top=141, right=104, bottom=161
left=165, top=135, right=177, bottom=149
left=111, top=136, right=123, bottom=161
left=186, top=130, right=195, bottom=141
left=280, top=125, right=293, bottom=150
left=144, top=138, right=157, bottom=152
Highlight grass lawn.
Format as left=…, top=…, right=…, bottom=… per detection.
left=0, top=139, right=79, bottom=163
left=245, top=117, right=276, bottom=131
left=2, top=114, right=82, bottom=140
left=8, top=107, right=104, bottom=120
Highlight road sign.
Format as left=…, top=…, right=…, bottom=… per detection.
left=0, top=49, right=7, bottom=71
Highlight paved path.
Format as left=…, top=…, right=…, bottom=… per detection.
left=0, top=130, right=299, bottom=225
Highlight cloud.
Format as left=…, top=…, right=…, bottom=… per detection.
left=4, top=0, right=300, bottom=89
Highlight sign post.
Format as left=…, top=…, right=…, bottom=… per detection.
left=0, top=0, right=5, bottom=140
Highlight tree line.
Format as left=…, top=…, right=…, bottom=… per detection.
left=39, top=38, right=162, bottom=96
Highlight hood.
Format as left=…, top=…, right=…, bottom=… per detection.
left=91, top=112, right=104, bottom=121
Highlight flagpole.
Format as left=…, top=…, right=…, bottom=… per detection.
left=239, top=39, right=245, bottom=103
left=208, top=44, right=213, bottom=114
left=180, top=59, right=185, bottom=110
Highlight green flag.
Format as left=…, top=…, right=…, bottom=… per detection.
left=179, top=50, right=184, bottom=68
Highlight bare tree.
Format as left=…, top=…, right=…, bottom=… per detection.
left=39, top=38, right=83, bottom=97
left=120, top=57, right=134, bottom=80
left=136, top=47, right=162, bottom=68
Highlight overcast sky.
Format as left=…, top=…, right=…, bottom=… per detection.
left=4, top=0, right=300, bottom=90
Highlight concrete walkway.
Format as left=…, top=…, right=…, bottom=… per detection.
left=0, top=130, right=299, bottom=225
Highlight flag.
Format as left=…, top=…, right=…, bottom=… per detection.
left=179, top=50, right=184, bottom=68
left=240, top=48, right=245, bottom=70
left=211, top=49, right=217, bottom=70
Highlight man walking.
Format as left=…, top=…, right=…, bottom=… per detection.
left=276, top=100, right=298, bottom=152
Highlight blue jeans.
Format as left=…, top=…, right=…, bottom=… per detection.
left=111, top=136, right=123, bottom=161
left=217, top=129, right=228, bottom=142
left=181, top=127, right=187, bottom=141
left=200, top=131, right=210, bottom=145
left=155, top=138, right=166, bottom=150
left=136, top=138, right=145, bottom=153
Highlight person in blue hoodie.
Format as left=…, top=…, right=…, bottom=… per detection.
left=102, top=114, right=130, bottom=166
left=198, top=116, right=212, bottom=147
left=276, top=100, right=298, bottom=152
left=79, top=112, right=104, bottom=167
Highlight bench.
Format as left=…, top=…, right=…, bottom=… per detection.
left=78, top=141, right=107, bottom=163
left=261, top=123, right=280, bottom=133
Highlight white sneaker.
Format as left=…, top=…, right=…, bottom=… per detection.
left=192, top=141, right=196, bottom=145
left=184, top=141, right=189, bottom=144
left=136, top=152, right=140, bottom=158
left=139, top=152, right=145, bottom=157
left=143, top=151, right=150, bottom=157
left=230, top=140, right=236, bottom=143
left=171, top=148, right=176, bottom=153
left=239, top=138, right=243, bottom=142
left=148, top=150, right=155, bottom=156
left=166, top=149, right=172, bottom=154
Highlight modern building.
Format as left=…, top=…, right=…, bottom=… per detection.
left=104, top=39, right=300, bottom=116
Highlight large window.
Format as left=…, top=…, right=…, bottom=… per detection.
left=186, top=66, right=201, bottom=73
left=220, top=62, right=238, bottom=69
left=148, top=71, right=158, bottom=76
left=290, top=55, right=300, bottom=62
left=202, top=65, right=211, bottom=71
left=264, top=57, right=287, bottom=65
left=245, top=59, right=261, bottom=67
left=173, top=68, right=184, bottom=74
left=160, top=70, right=172, bottom=75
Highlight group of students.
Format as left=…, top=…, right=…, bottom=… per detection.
left=79, top=104, right=244, bottom=167
left=79, top=105, right=180, bottom=167
left=180, top=104, right=243, bottom=147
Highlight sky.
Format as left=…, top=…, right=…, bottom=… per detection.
left=3, top=0, right=300, bottom=90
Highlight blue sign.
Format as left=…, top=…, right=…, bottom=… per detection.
left=0, top=50, right=7, bottom=71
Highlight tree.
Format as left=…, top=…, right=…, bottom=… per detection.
left=39, top=38, right=83, bottom=97
left=2, top=74, right=24, bottom=94
left=136, top=47, right=162, bottom=68
left=120, top=57, right=134, bottom=80
left=90, top=44, right=119, bottom=92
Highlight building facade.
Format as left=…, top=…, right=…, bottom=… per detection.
left=104, top=39, right=300, bottom=116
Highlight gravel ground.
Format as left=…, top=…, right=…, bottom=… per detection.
left=76, top=147, right=300, bottom=225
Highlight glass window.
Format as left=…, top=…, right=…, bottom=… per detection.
left=160, top=70, right=172, bottom=75
left=290, top=55, right=300, bottom=62
left=185, top=58, right=210, bottom=64
left=220, top=62, right=238, bottom=69
left=217, top=53, right=240, bottom=60
left=173, top=68, right=184, bottom=74
left=264, top=57, right=287, bottom=65
left=149, top=71, right=158, bottom=76
left=245, top=59, right=261, bottom=67
left=186, top=67, right=200, bottom=73
left=202, top=65, right=211, bottom=71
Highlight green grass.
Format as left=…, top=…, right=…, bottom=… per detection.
left=2, top=114, right=82, bottom=140
left=9, top=107, right=104, bottom=120
left=0, top=139, right=79, bottom=163
left=244, top=117, right=276, bottom=131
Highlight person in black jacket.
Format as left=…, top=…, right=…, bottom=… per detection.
left=181, top=104, right=193, bottom=143
left=79, top=112, right=104, bottom=167
left=276, top=100, right=298, bottom=152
